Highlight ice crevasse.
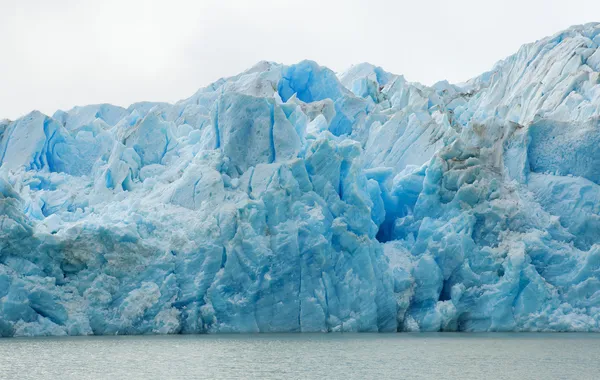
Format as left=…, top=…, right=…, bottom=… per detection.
left=2, top=23, right=600, bottom=336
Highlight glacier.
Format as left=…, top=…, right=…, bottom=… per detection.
left=2, top=23, right=600, bottom=336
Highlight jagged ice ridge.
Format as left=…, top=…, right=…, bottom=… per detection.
left=1, top=23, right=600, bottom=336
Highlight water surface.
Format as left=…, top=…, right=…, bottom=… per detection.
left=1, top=333, right=599, bottom=379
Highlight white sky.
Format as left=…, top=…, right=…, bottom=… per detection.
left=1, top=0, right=599, bottom=120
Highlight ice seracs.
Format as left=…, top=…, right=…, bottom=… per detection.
left=1, top=23, right=600, bottom=336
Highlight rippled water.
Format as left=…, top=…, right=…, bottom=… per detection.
left=1, top=333, right=599, bottom=379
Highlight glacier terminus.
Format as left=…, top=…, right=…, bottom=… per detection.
left=1, top=23, right=600, bottom=336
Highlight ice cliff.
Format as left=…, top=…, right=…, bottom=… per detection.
left=2, top=23, right=600, bottom=336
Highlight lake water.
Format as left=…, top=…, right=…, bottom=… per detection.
left=1, top=333, right=599, bottom=379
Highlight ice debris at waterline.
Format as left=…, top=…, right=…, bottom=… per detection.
left=2, top=23, right=600, bottom=336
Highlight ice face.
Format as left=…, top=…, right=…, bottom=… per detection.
left=1, top=23, right=600, bottom=336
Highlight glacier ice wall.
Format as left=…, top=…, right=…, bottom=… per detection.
left=1, top=23, right=600, bottom=336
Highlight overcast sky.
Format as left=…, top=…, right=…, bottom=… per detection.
left=1, top=0, right=599, bottom=120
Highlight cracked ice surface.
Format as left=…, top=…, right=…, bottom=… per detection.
left=1, top=23, right=600, bottom=336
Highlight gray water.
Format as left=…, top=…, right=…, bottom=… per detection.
left=1, top=333, right=599, bottom=380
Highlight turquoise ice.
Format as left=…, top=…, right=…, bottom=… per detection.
left=1, top=23, right=600, bottom=336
